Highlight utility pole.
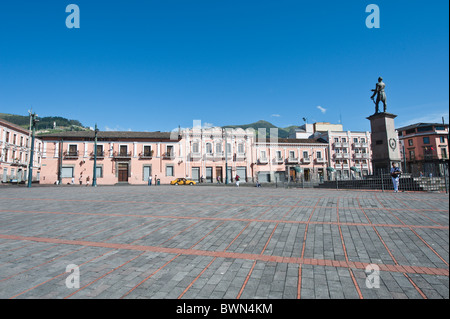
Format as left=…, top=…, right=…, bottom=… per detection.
left=27, top=112, right=38, bottom=188
left=224, top=128, right=228, bottom=184
left=58, top=139, right=63, bottom=185
left=92, top=124, right=99, bottom=187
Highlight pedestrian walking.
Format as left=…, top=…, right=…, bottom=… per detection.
left=71, top=177, right=75, bottom=185
left=79, top=174, right=83, bottom=185
left=86, top=176, right=90, bottom=187
left=235, top=174, right=240, bottom=187
left=148, top=175, right=152, bottom=186
left=390, top=163, right=401, bottom=193
left=217, top=176, right=221, bottom=184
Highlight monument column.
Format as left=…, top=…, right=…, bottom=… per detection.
left=367, top=112, right=401, bottom=174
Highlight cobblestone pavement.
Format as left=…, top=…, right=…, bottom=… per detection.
left=0, top=185, right=448, bottom=299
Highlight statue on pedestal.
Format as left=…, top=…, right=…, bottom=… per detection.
left=371, top=77, right=387, bottom=113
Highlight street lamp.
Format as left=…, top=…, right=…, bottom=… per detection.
left=224, top=128, right=228, bottom=185
left=92, top=124, right=99, bottom=187
left=27, top=112, right=38, bottom=188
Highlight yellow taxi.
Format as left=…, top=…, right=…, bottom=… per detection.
left=170, top=178, right=197, bottom=185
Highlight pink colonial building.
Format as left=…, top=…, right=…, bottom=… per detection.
left=318, top=130, right=373, bottom=179
left=181, top=126, right=329, bottom=184
left=0, top=118, right=43, bottom=183
left=181, top=127, right=254, bottom=183
left=38, top=131, right=183, bottom=185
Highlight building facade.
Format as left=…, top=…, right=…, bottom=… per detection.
left=0, top=118, right=43, bottom=183
left=38, top=127, right=330, bottom=185
left=38, top=131, right=183, bottom=185
left=318, top=130, right=373, bottom=178
left=397, top=123, right=449, bottom=176
left=182, top=127, right=254, bottom=183
left=254, top=138, right=328, bottom=183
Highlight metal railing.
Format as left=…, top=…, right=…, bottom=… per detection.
left=318, top=167, right=448, bottom=193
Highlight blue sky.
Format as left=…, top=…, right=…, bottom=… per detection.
left=0, top=0, right=448, bottom=133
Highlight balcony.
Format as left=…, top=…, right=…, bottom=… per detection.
left=258, top=157, right=269, bottom=164
left=63, top=151, right=79, bottom=159
left=334, top=142, right=342, bottom=148
left=139, top=151, right=154, bottom=159
left=90, top=151, right=105, bottom=158
left=235, top=152, right=246, bottom=161
left=189, top=152, right=202, bottom=161
left=162, top=152, right=175, bottom=160
left=302, top=157, right=311, bottom=164
left=213, top=152, right=224, bottom=161
left=286, top=157, right=298, bottom=164
left=335, top=164, right=343, bottom=169
left=342, top=142, right=349, bottom=148
left=315, top=157, right=326, bottom=164
left=113, top=151, right=132, bottom=159
left=353, top=142, right=362, bottom=148
left=335, top=153, right=344, bottom=159
left=273, top=156, right=284, bottom=164
left=10, top=159, right=28, bottom=167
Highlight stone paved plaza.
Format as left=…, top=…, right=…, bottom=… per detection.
left=0, top=185, right=448, bottom=299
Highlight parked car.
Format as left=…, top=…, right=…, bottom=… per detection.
left=170, top=178, right=196, bottom=185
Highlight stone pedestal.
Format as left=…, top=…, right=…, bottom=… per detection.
left=367, top=112, right=402, bottom=174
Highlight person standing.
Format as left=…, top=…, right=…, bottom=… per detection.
left=148, top=175, right=152, bottom=186
left=390, top=163, right=401, bottom=193
left=235, top=174, right=240, bottom=187
left=86, top=176, right=90, bottom=187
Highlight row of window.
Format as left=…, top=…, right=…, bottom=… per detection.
left=266, top=150, right=323, bottom=160
left=333, top=137, right=367, bottom=143
left=400, top=126, right=446, bottom=136
left=407, top=136, right=446, bottom=146
left=63, top=144, right=172, bottom=157
left=1, top=130, right=29, bottom=147
left=0, top=149, right=41, bottom=164
left=192, top=142, right=245, bottom=154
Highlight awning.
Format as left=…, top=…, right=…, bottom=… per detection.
left=326, top=167, right=336, bottom=172
left=294, top=167, right=303, bottom=173
left=350, top=166, right=361, bottom=172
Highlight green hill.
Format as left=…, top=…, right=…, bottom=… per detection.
left=0, top=113, right=88, bottom=132
left=223, top=120, right=297, bottom=138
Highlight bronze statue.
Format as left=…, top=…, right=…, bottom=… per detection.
left=371, top=77, right=387, bottom=113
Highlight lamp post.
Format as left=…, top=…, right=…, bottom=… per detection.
left=224, top=128, right=228, bottom=185
left=92, top=124, right=99, bottom=187
left=27, top=112, right=38, bottom=188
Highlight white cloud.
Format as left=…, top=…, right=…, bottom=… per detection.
left=317, top=106, right=327, bottom=114
left=104, top=125, right=132, bottom=132
left=192, top=120, right=214, bottom=129
left=397, top=111, right=449, bottom=128
left=271, top=114, right=281, bottom=117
